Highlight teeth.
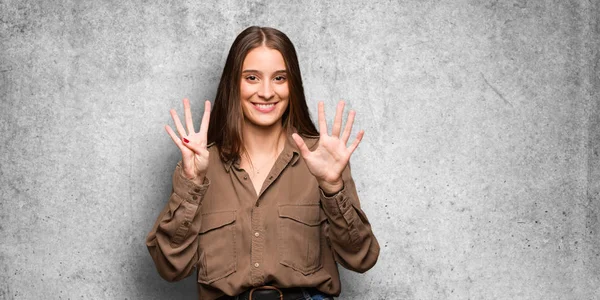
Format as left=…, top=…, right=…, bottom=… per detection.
left=255, top=103, right=275, bottom=108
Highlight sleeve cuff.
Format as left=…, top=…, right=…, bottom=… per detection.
left=320, top=183, right=352, bottom=217
left=172, top=162, right=210, bottom=204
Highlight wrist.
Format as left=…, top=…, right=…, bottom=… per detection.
left=181, top=168, right=205, bottom=184
left=191, top=177, right=204, bottom=186
left=319, top=179, right=344, bottom=196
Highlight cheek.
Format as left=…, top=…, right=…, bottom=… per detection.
left=276, top=83, right=290, bottom=99
left=240, top=82, right=254, bottom=99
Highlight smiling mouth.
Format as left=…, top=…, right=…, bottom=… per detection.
left=251, top=102, right=278, bottom=113
left=252, top=102, right=277, bottom=108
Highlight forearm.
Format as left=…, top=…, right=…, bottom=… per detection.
left=320, top=167, right=380, bottom=273
left=146, top=163, right=209, bottom=281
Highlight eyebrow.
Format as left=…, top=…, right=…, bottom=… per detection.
left=242, top=69, right=287, bottom=74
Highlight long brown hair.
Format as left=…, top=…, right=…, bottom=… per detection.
left=207, top=26, right=318, bottom=163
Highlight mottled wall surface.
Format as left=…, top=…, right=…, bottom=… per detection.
left=1, top=0, right=598, bottom=299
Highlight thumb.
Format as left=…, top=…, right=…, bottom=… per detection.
left=292, top=133, right=311, bottom=158
left=182, top=138, right=205, bottom=155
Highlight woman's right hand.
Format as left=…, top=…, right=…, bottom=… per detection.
left=165, top=98, right=211, bottom=183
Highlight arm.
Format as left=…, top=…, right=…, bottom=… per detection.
left=292, top=101, right=379, bottom=273
left=320, top=165, right=379, bottom=273
left=146, top=162, right=209, bottom=281
left=146, top=98, right=212, bottom=281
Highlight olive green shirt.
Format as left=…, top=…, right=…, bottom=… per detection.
left=146, top=134, right=380, bottom=300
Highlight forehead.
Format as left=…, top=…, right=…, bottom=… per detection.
left=242, top=46, right=286, bottom=70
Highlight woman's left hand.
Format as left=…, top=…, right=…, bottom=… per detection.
left=292, top=101, right=364, bottom=195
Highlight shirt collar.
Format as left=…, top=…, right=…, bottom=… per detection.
left=223, top=158, right=235, bottom=172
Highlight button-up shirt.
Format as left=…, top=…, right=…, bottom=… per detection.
left=146, top=134, right=380, bottom=300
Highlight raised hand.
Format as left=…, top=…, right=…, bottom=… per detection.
left=292, top=101, right=364, bottom=194
left=165, top=98, right=211, bottom=182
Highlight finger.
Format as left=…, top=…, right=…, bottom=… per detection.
left=347, top=130, right=364, bottom=155
left=341, top=110, right=355, bottom=145
left=183, top=98, right=195, bottom=134
left=331, top=100, right=345, bottom=137
left=165, top=125, right=185, bottom=150
left=182, top=138, right=205, bottom=155
left=170, top=109, right=187, bottom=138
left=292, top=133, right=312, bottom=159
left=318, top=101, right=328, bottom=136
left=198, top=100, right=211, bottom=140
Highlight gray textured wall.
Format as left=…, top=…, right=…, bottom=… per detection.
left=1, top=1, right=598, bottom=299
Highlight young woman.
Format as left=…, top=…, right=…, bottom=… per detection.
left=146, top=26, right=379, bottom=300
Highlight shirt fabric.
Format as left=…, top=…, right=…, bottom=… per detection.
left=146, top=133, right=380, bottom=300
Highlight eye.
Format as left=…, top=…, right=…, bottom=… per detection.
left=246, top=75, right=258, bottom=81
left=274, top=75, right=287, bottom=82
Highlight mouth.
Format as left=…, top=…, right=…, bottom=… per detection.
left=251, top=101, right=278, bottom=113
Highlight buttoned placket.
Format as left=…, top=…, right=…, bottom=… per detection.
left=231, top=149, right=298, bottom=287
left=250, top=207, right=264, bottom=285
left=232, top=165, right=269, bottom=286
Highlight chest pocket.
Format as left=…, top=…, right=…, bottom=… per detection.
left=278, top=204, right=327, bottom=275
left=197, top=210, right=237, bottom=284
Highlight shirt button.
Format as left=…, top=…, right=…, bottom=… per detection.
left=269, top=176, right=273, bottom=180
left=254, top=263, right=259, bottom=268
left=243, top=176, right=248, bottom=180
left=254, top=232, right=260, bottom=237
left=183, top=221, right=190, bottom=226
left=192, top=195, right=198, bottom=200
left=194, top=188, right=201, bottom=193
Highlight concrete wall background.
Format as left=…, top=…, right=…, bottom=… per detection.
left=1, top=0, right=598, bottom=299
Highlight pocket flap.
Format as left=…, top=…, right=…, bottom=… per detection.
left=200, top=211, right=236, bottom=234
left=278, top=205, right=326, bottom=226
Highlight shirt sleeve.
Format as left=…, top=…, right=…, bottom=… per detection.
left=320, top=164, right=380, bottom=273
left=146, top=161, right=210, bottom=281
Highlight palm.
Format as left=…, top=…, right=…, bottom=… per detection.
left=292, top=101, right=364, bottom=186
left=179, top=131, right=209, bottom=176
left=303, top=134, right=351, bottom=183
left=165, top=98, right=211, bottom=180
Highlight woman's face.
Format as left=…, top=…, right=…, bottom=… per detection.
left=240, top=46, right=290, bottom=129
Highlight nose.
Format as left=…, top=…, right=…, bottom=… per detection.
left=257, top=80, right=274, bottom=100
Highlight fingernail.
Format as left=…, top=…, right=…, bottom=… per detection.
left=183, top=138, right=189, bottom=143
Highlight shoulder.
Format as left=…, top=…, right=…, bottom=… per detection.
left=205, top=142, right=234, bottom=167
left=205, top=142, right=222, bottom=163
left=207, top=142, right=228, bottom=162
left=207, top=141, right=217, bottom=150
left=205, top=142, right=217, bottom=156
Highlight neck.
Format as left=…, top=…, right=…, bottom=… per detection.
left=242, top=121, right=286, bottom=158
